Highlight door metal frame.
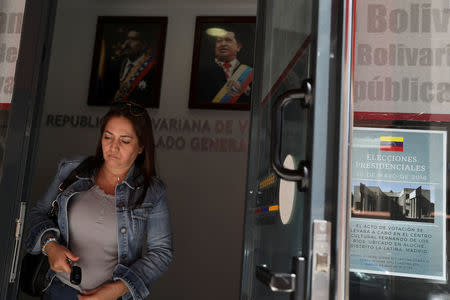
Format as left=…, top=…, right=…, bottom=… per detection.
left=0, top=0, right=57, bottom=298
left=240, top=0, right=351, bottom=299
left=304, top=0, right=347, bottom=298
left=335, top=0, right=355, bottom=299
left=238, top=0, right=268, bottom=297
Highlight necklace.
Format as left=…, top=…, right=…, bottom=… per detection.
left=96, top=166, right=128, bottom=195
left=101, top=166, right=127, bottom=184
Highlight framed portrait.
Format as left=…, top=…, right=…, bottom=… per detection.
left=87, top=16, right=167, bottom=108
left=188, top=16, right=256, bottom=110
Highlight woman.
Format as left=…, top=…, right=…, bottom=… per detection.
left=25, top=101, right=173, bottom=300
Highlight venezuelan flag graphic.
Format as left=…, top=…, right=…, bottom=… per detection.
left=380, top=136, right=404, bottom=151
left=254, top=205, right=279, bottom=214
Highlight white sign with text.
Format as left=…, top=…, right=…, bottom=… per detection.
left=0, top=0, right=25, bottom=104
left=354, top=0, right=450, bottom=117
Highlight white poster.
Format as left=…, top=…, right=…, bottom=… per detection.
left=354, top=0, right=450, bottom=119
left=0, top=0, right=25, bottom=105
left=350, top=127, right=447, bottom=280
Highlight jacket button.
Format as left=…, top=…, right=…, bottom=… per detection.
left=120, top=185, right=125, bottom=190
left=121, top=254, right=127, bottom=259
left=120, top=227, right=126, bottom=233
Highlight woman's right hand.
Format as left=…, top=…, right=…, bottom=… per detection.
left=44, top=242, right=80, bottom=274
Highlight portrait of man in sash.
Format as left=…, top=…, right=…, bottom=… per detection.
left=189, top=17, right=256, bottom=110
left=88, top=17, right=167, bottom=108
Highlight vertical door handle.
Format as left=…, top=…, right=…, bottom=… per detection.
left=271, top=79, right=313, bottom=189
left=9, top=202, right=26, bottom=283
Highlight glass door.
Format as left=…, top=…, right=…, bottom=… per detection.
left=0, top=0, right=56, bottom=299
left=348, top=0, right=450, bottom=299
left=243, top=0, right=449, bottom=299
left=0, top=0, right=26, bottom=179
left=240, top=0, right=344, bottom=299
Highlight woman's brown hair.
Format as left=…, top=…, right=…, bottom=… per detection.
left=94, top=101, right=156, bottom=206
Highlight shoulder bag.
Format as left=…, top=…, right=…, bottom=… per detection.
left=19, top=157, right=93, bottom=296
left=19, top=200, right=58, bottom=297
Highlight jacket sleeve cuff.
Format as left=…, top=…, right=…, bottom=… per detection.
left=25, top=220, right=60, bottom=255
left=113, top=264, right=149, bottom=300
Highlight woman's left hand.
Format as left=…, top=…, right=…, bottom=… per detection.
left=78, top=281, right=128, bottom=300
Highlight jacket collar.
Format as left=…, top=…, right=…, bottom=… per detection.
left=74, top=161, right=145, bottom=189
left=122, top=164, right=145, bottom=189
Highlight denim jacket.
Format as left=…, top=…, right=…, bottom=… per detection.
left=24, top=157, right=173, bottom=300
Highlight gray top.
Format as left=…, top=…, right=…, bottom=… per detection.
left=56, top=185, right=118, bottom=291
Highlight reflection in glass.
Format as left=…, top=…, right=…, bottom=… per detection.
left=350, top=0, right=450, bottom=298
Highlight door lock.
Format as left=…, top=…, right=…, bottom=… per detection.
left=256, top=264, right=296, bottom=292
left=311, top=220, right=331, bottom=300
left=255, top=256, right=305, bottom=296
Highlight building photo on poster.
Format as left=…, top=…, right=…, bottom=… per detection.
left=350, top=127, right=447, bottom=280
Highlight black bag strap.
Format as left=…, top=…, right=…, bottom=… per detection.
left=49, top=157, right=94, bottom=222
left=58, top=156, right=94, bottom=191
left=47, top=200, right=58, bottom=221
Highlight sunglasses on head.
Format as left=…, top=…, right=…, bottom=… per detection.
left=111, top=101, right=146, bottom=116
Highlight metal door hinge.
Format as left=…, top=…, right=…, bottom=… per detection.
left=9, top=202, right=26, bottom=283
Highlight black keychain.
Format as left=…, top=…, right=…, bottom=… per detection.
left=67, top=259, right=82, bottom=285
left=70, top=265, right=82, bottom=285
